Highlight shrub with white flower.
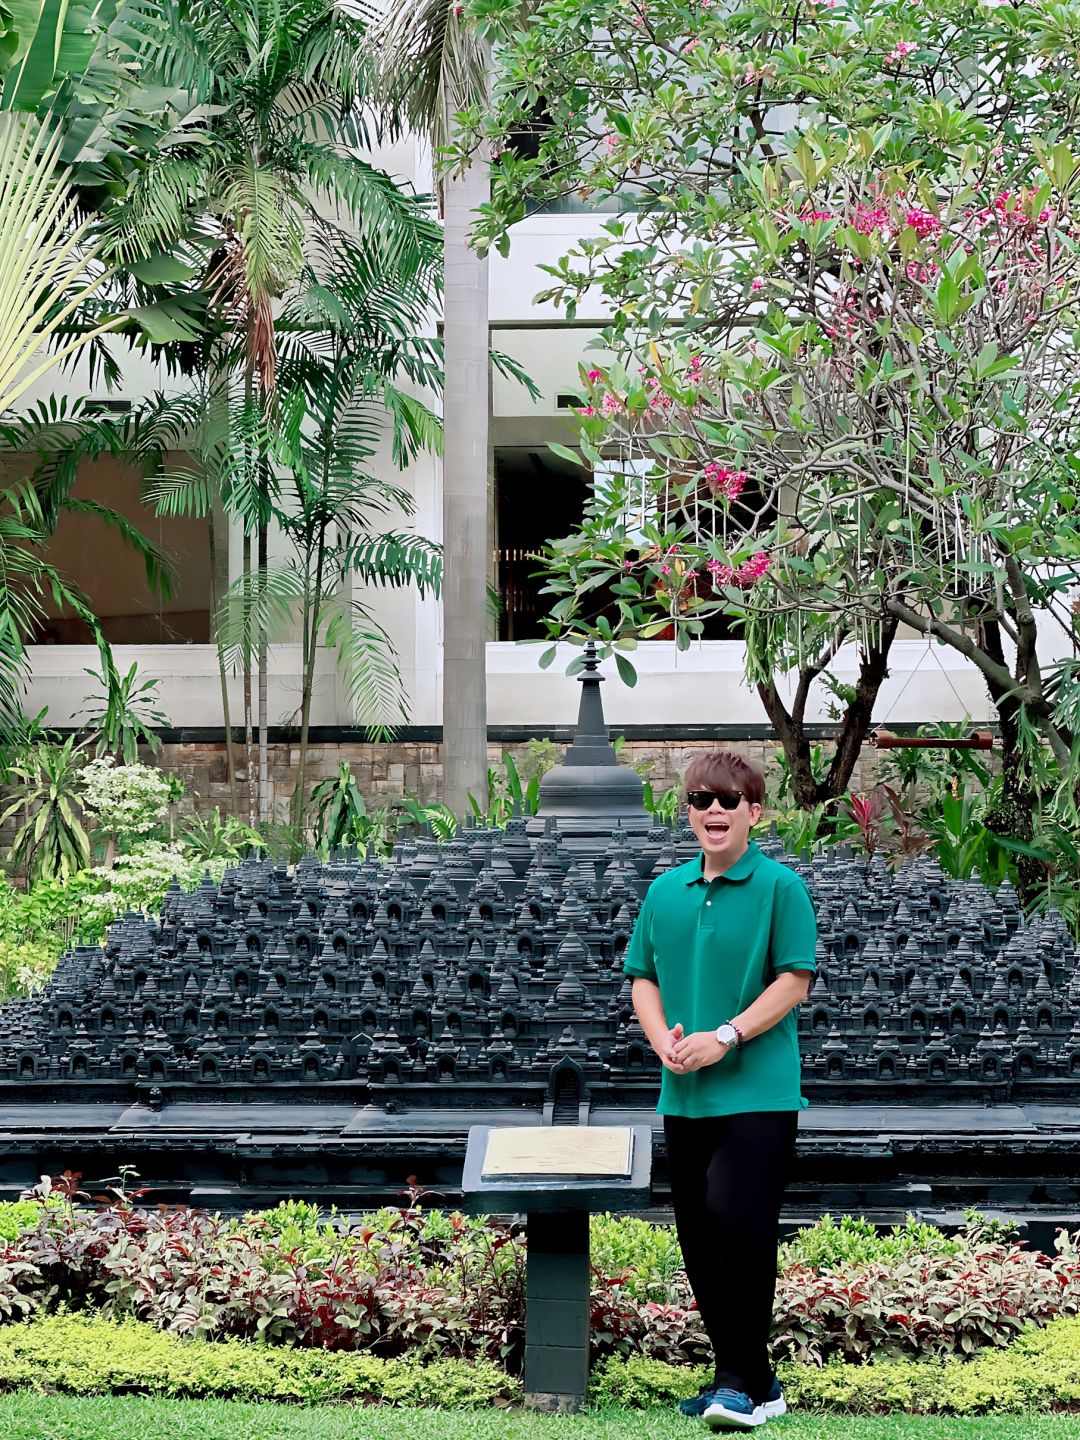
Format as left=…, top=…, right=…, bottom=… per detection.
left=83, top=842, right=229, bottom=930
left=79, top=757, right=173, bottom=847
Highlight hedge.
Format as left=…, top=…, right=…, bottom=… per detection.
left=4, top=1311, right=1080, bottom=1414
left=0, top=1313, right=519, bottom=1406
left=589, top=1317, right=1080, bottom=1414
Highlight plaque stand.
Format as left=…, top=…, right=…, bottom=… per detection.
left=523, top=1210, right=590, bottom=1411
left=461, top=1123, right=653, bottom=1413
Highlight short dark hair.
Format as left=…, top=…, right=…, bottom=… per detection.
left=683, top=750, right=765, bottom=807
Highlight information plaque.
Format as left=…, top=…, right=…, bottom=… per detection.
left=461, top=1122, right=652, bottom=1216
left=482, top=1125, right=633, bottom=1180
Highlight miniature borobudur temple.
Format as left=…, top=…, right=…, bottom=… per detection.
left=1, top=832, right=1077, bottom=1099
left=0, top=825, right=1077, bottom=1241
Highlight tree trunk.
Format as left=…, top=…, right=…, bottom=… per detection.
left=258, top=517, right=269, bottom=825
left=441, top=152, right=491, bottom=817
left=207, top=498, right=239, bottom=812
left=977, top=617, right=1045, bottom=903
left=243, top=528, right=255, bottom=826
left=293, top=527, right=327, bottom=837
left=757, top=618, right=898, bottom=808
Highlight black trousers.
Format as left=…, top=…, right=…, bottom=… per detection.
left=663, top=1110, right=799, bottom=1405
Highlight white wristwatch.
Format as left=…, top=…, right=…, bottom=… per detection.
left=715, top=1021, right=742, bottom=1049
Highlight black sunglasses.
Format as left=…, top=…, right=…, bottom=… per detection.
left=687, top=789, right=744, bottom=812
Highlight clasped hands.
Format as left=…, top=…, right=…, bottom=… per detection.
left=657, top=1022, right=729, bottom=1074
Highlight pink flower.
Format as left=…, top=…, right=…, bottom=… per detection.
left=884, top=39, right=916, bottom=65
left=601, top=392, right=622, bottom=417
left=854, top=204, right=889, bottom=235
left=750, top=277, right=764, bottom=292
left=708, top=551, right=771, bottom=588
left=683, top=37, right=701, bottom=53
left=703, top=464, right=748, bottom=500
left=587, top=369, right=602, bottom=381
left=603, top=134, right=618, bottom=152
left=578, top=405, right=596, bottom=417
left=905, top=207, right=941, bottom=239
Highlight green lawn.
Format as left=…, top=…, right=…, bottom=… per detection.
left=0, top=1393, right=1074, bottom=1440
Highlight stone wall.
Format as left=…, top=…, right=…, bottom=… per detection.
left=157, top=737, right=883, bottom=820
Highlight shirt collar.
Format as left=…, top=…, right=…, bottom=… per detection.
left=686, top=840, right=763, bottom=885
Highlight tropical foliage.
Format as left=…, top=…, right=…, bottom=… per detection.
left=0, top=734, right=90, bottom=883
left=473, top=0, right=1080, bottom=848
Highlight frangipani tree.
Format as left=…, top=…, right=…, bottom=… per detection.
left=472, top=0, right=1080, bottom=816
left=544, top=148, right=1080, bottom=809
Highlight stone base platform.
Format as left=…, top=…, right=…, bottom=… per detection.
left=0, top=1100, right=1076, bottom=1251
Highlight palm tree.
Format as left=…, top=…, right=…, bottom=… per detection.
left=0, top=0, right=174, bottom=730
left=97, top=0, right=444, bottom=821
left=372, top=0, right=493, bottom=817
left=219, top=217, right=445, bottom=827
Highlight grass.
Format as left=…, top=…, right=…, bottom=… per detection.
left=0, top=1393, right=1075, bottom=1440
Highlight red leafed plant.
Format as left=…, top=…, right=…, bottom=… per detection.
left=842, top=790, right=887, bottom=858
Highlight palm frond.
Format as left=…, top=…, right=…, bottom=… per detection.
left=380, top=381, right=443, bottom=467
left=143, top=468, right=214, bottom=520
left=322, top=594, right=408, bottom=735
left=218, top=162, right=305, bottom=305
left=336, top=530, right=442, bottom=597
left=0, top=112, right=122, bottom=413
left=492, top=347, right=541, bottom=400
left=370, top=0, right=488, bottom=150
left=214, top=561, right=307, bottom=672
left=99, top=152, right=213, bottom=265
left=297, top=145, right=440, bottom=270
left=63, top=497, right=177, bottom=599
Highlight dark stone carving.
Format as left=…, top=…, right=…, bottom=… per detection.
left=0, top=841, right=1076, bottom=1103
left=529, top=641, right=650, bottom=849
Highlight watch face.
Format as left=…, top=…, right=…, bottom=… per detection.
left=716, top=1025, right=736, bottom=1046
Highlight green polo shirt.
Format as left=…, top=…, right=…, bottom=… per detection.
left=623, top=842, right=816, bottom=1118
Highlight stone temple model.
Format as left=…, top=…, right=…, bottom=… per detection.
left=0, top=650, right=1077, bottom=1248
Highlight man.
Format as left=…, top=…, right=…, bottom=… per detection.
left=623, top=750, right=816, bottom=1431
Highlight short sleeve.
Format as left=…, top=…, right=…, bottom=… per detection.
left=769, top=875, right=818, bottom=976
left=623, top=887, right=658, bottom=981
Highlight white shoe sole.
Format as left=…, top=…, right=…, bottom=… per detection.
left=762, top=1395, right=787, bottom=1419
left=703, top=1403, right=768, bottom=1431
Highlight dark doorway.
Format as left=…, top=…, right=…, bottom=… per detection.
left=494, top=447, right=586, bottom=640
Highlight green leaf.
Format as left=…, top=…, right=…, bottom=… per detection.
left=614, top=652, right=638, bottom=688
left=547, top=442, right=586, bottom=467
left=127, top=254, right=198, bottom=285
left=127, top=304, right=203, bottom=344
left=935, top=270, right=960, bottom=325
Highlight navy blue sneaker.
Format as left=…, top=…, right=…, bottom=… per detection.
left=678, top=1384, right=720, bottom=1417
left=762, top=1377, right=786, bottom=1419
left=703, top=1389, right=767, bottom=1430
